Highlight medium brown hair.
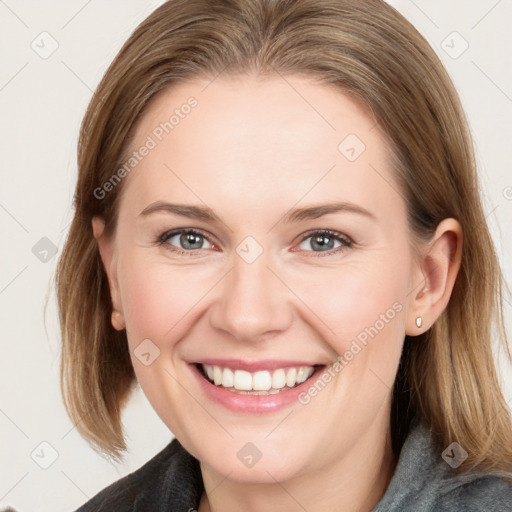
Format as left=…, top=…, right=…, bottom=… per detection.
left=56, top=0, right=512, bottom=477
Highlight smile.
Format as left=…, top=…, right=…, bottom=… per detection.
left=201, top=364, right=316, bottom=394
left=191, top=360, right=326, bottom=413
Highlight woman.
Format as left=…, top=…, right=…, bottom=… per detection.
left=56, top=0, right=512, bottom=510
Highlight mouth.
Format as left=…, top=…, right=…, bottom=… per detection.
left=195, top=362, right=324, bottom=396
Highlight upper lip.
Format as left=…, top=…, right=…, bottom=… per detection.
left=192, top=358, right=325, bottom=372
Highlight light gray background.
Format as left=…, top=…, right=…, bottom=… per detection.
left=1, top=1, right=511, bottom=510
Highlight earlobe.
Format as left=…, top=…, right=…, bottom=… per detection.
left=91, top=216, right=126, bottom=330
left=111, top=311, right=126, bottom=331
left=407, top=218, right=462, bottom=335
left=92, top=216, right=105, bottom=239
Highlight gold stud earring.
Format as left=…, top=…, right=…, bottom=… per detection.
left=415, top=316, right=422, bottom=328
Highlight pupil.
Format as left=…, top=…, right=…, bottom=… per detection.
left=313, top=235, right=334, bottom=251
left=181, top=232, right=202, bottom=249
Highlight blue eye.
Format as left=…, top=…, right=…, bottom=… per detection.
left=159, top=229, right=212, bottom=252
left=157, top=228, right=353, bottom=257
left=298, top=230, right=352, bottom=254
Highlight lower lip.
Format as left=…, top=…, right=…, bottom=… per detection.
left=190, top=364, right=322, bottom=414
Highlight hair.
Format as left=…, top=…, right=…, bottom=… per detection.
left=56, top=0, right=512, bottom=478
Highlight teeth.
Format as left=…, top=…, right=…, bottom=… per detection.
left=234, top=370, right=252, bottom=391
left=253, top=371, right=272, bottom=391
left=286, top=368, right=297, bottom=387
left=201, top=364, right=316, bottom=393
left=272, top=369, right=286, bottom=389
left=221, top=368, right=234, bottom=388
left=296, top=367, right=310, bottom=384
left=213, top=366, right=222, bottom=385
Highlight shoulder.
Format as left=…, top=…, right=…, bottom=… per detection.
left=433, top=473, right=512, bottom=511
left=74, top=438, right=203, bottom=512
left=373, top=419, right=512, bottom=512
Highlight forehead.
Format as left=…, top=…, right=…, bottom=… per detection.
left=118, top=74, right=403, bottom=223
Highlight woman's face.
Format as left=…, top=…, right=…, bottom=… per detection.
left=99, top=75, right=422, bottom=483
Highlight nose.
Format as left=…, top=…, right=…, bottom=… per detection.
left=209, top=252, right=293, bottom=344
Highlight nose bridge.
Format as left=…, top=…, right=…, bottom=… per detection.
left=210, top=250, right=292, bottom=342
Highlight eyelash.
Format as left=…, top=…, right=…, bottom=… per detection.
left=156, top=228, right=354, bottom=257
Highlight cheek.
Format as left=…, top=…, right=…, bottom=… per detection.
left=118, top=268, right=176, bottom=344
left=288, top=256, right=409, bottom=411
left=294, top=260, right=406, bottom=349
left=117, top=251, right=218, bottom=346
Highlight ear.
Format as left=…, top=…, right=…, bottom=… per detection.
left=406, top=218, right=462, bottom=335
left=92, top=216, right=125, bottom=330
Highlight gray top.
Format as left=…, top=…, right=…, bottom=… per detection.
left=372, top=418, right=512, bottom=511
left=11, top=417, right=508, bottom=511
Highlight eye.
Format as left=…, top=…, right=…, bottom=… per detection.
left=296, top=230, right=353, bottom=255
left=156, top=228, right=353, bottom=257
left=158, top=228, right=213, bottom=253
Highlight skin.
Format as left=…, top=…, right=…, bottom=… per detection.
left=93, top=74, right=462, bottom=512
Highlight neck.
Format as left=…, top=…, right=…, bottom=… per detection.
left=198, top=414, right=397, bottom=512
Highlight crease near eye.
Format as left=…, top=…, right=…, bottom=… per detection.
left=156, top=228, right=354, bottom=256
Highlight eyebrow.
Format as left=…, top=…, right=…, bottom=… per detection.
left=138, top=201, right=376, bottom=223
